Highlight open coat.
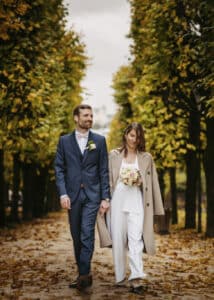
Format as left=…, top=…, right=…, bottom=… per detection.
left=107, top=149, right=164, bottom=255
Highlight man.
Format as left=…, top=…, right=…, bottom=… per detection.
left=54, top=104, right=110, bottom=290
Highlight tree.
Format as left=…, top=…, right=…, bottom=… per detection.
left=110, top=0, right=213, bottom=233
left=108, top=66, right=135, bottom=149
left=0, top=0, right=86, bottom=224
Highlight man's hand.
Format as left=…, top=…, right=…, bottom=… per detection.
left=99, top=199, right=110, bottom=216
left=60, top=195, right=71, bottom=210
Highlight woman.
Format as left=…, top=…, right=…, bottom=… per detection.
left=108, top=122, right=164, bottom=294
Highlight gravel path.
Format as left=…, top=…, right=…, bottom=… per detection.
left=0, top=211, right=213, bottom=300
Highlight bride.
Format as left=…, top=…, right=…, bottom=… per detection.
left=108, top=122, right=164, bottom=294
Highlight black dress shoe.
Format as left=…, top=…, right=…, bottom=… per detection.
left=129, top=285, right=144, bottom=295
left=69, top=279, right=78, bottom=288
left=77, top=274, right=93, bottom=291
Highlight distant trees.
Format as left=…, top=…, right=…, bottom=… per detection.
left=0, top=0, right=86, bottom=226
left=109, top=0, right=213, bottom=236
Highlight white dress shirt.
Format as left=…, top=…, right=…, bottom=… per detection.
left=75, top=130, right=89, bottom=154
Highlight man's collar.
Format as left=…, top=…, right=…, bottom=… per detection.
left=75, top=130, right=89, bottom=138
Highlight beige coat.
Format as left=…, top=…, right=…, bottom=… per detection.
left=108, top=149, right=164, bottom=255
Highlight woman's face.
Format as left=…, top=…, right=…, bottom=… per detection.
left=125, top=129, right=138, bottom=150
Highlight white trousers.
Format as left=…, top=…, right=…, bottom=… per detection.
left=111, top=210, right=146, bottom=283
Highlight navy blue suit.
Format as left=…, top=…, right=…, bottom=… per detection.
left=55, top=130, right=110, bottom=275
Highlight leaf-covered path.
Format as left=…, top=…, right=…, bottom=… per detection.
left=0, top=211, right=213, bottom=300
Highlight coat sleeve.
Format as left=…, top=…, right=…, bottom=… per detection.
left=151, top=157, right=165, bottom=215
left=54, top=137, right=67, bottom=197
left=96, top=213, right=112, bottom=248
left=98, top=137, right=111, bottom=200
left=108, top=152, right=114, bottom=198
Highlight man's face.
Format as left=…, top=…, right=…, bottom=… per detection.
left=74, top=108, right=93, bottom=130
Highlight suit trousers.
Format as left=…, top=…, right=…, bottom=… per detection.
left=111, top=210, right=146, bottom=283
left=68, top=189, right=99, bottom=275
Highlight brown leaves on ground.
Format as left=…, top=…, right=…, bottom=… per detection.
left=0, top=211, right=213, bottom=300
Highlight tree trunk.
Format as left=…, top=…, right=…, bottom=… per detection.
left=197, top=155, right=202, bottom=233
left=0, top=149, right=6, bottom=227
left=23, top=163, right=49, bottom=220
left=204, top=118, right=214, bottom=237
left=10, top=153, right=21, bottom=222
left=46, top=176, right=60, bottom=213
left=22, top=163, right=34, bottom=220
left=185, top=110, right=200, bottom=229
left=32, top=165, right=48, bottom=218
left=156, top=170, right=171, bottom=234
left=158, top=169, right=165, bottom=199
left=170, top=167, right=177, bottom=224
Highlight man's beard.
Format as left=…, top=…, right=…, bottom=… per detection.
left=79, top=122, right=92, bottom=129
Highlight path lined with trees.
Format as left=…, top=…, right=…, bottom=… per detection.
left=0, top=1, right=213, bottom=299
left=0, top=0, right=213, bottom=238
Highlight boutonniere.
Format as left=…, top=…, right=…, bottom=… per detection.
left=86, top=140, right=96, bottom=151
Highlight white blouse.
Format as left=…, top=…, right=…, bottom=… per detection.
left=113, top=156, right=143, bottom=214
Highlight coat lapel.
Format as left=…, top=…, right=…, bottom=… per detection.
left=137, top=151, right=150, bottom=173
left=137, top=151, right=150, bottom=210
left=110, top=150, right=123, bottom=190
left=113, top=151, right=123, bottom=182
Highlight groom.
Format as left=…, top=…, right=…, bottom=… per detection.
left=54, top=104, right=110, bottom=290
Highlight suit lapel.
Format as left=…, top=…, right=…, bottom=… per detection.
left=70, top=132, right=83, bottom=161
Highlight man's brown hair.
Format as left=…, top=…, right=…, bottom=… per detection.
left=73, top=104, right=92, bottom=117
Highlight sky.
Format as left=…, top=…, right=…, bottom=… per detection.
left=64, top=0, right=131, bottom=115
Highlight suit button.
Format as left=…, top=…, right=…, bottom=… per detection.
left=145, top=187, right=148, bottom=191
left=80, top=183, right=84, bottom=188
left=147, top=171, right=150, bottom=175
left=147, top=203, right=149, bottom=207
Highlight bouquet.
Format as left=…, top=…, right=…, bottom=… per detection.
left=120, top=167, right=142, bottom=187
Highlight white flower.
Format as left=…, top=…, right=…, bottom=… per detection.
left=86, top=140, right=96, bottom=151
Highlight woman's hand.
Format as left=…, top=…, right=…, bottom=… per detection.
left=99, top=199, right=110, bottom=216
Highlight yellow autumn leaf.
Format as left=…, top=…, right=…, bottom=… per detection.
left=14, top=98, right=22, bottom=105
left=7, top=123, right=12, bottom=130
left=6, top=139, right=12, bottom=146
left=18, top=78, right=26, bottom=83
left=19, top=120, right=24, bottom=128
left=3, top=70, right=8, bottom=77
left=11, top=107, right=18, bottom=113
left=38, top=132, right=49, bottom=139
left=186, top=144, right=196, bottom=150
left=180, top=70, right=187, bottom=77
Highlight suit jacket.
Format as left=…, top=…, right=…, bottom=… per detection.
left=108, top=149, right=164, bottom=255
left=54, top=130, right=110, bottom=204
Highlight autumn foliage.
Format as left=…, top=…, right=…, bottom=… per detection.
left=109, top=0, right=214, bottom=237
left=0, top=0, right=87, bottom=225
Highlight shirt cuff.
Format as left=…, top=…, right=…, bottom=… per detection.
left=104, top=198, right=110, bottom=202
left=60, top=194, right=68, bottom=200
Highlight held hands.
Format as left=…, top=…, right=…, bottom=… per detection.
left=60, top=196, right=71, bottom=210
left=60, top=196, right=109, bottom=213
left=99, top=199, right=110, bottom=216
